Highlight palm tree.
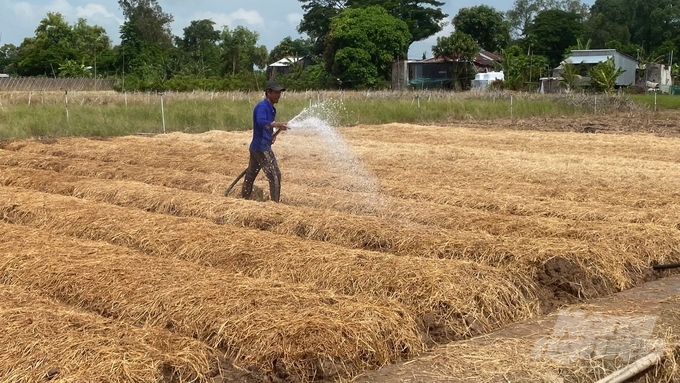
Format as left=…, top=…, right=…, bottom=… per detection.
left=559, top=61, right=583, bottom=92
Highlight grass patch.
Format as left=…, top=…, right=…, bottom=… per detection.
left=629, top=93, right=680, bottom=109
left=0, top=90, right=637, bottom=139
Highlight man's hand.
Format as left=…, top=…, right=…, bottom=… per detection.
left=272, top=121, right=289, bottom=131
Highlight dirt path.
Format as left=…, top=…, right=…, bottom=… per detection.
left=354, top=272, right=680, bottom=383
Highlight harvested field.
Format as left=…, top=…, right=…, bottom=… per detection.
left=1, top=116, right=680, bottom=381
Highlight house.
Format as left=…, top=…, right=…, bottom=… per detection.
left=266, top=56, right=312, bottom=81
left=391, top=49, right=503, bottom=90
left=644, top=63, right=673, bottom=92
left=558, top=49, right=637, bottom=87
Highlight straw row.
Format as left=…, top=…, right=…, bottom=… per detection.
left=0, top=284, right=217, bottom=382
left=6, top=132, right=680, bottom=226
left=1, top=166, right=673, bottom=309
left=1, top=161, right=677, bottom=273
left=0, top=221, right=424, bottom=380
left=0, top=165, right=620, bottom=271
left=0, top=185, right=540, bottom=342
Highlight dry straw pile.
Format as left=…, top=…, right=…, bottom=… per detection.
left=0, top=221, right=424, bottom=380
left=0, top=284, right=215, bottom=382
left=0, top=185, right=540, bottom=342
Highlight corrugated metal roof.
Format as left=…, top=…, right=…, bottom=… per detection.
left=268, top=57, right=303, bottom=67
left=564, top=55, right=612, bottom=64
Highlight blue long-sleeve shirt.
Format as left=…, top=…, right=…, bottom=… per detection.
left=250, top=99, right=276, bottom=151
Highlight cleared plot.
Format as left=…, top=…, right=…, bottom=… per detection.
left=0, top=284, right=215, bottom=382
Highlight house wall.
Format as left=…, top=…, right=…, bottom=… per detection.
left=566, top=50, right=638, bottom=87
left=612, top=52, right=637, bottom=86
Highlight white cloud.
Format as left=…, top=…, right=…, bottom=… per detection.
left=75, top=4, right=122, bottom=24
left=8, top=0, right=121, bottom=25
left=189, top=8, right=264, bottom=30
left=286, top=12, right=302, bottom=26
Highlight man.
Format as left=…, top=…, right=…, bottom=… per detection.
left=241, top=81, right=289, bottom=202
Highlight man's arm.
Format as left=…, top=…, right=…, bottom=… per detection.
left=255, top=106, right=288, bottom=131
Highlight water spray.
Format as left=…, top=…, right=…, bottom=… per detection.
left=225, top=100, right=385, bottom=212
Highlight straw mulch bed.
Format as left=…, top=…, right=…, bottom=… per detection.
left=0, top=221, right=423, bottom=381
left=0, top=185, right=540, bottom=343
left=1, top=165, right=676, bottom=302
left=0, top=284, right=216, bottom=382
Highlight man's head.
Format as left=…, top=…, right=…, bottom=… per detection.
left=265, top=81, right=286, bottom=104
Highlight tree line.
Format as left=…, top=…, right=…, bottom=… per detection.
left=0, top=0, right=677, bottom=91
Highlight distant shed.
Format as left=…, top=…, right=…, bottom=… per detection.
left=561, top=49, right=637, bottom=87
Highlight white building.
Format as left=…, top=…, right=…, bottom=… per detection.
left=559, top=49, right=638, bottom=87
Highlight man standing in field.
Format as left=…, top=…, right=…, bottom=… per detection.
left=241, top=81, right=289, bottom=202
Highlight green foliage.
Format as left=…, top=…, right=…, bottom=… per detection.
left=297, top=0, right=346, bottom=56
left=297, top=0, right=446, bottom=56
left=587, top=57, right=625, bottom=93
left=432, top=31, right=480, bottom=90
left=347, top=0, right=448, bottom=43
left=114, top=71, right=268, bottom=92
left=118, top=0, right=174, bottom=48
left=506, top=0, right=589, bottom=39
left=0, top=44, right=19, bottom=74
left=58, top=59, right=92, bottom=77
left=557, top=62, right=582, bottom=91
left=117, top=20, right=168, bottom=81
left=174, top=19, right=222, bottom=77
left=585, top=0, right=680, bottom=57
left=527, top=9, right=583, bottom=68
left=268, top=37, right=313, bottom=63
left=325, top=6, right=411, bottom=89
left=501, top=45, right=550, bottom=90
left=452, top=5, right=510, bottom=53
left=14, top=13, right=112, bottom=77
left=432, top=31, right=480, bottom=62
left=220, top=26, right=268, bottom=75
left=276, top=63, right=339, bottom=90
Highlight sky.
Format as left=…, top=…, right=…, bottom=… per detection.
left=0, top=0, right=595, bottom=61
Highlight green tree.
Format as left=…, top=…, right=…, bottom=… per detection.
left=432, top=30, right=480, bottom=90
left=118, top=0, right=174, bottom=48
left=325, top=6, right=411, bottom=88
left=452, top=5, right=510, bottom=53
left=297, top=0, right=346, bottom=56
left=117, top=0, right=174, bottom=82
left=0, top=44, right=19, bottom=74
left=583, top=0, right=632, bottom=49
left=507, top=0, right=589, bottom=39
left=117, top=20, right=167, bottom=80
left=500, top=44, right=550, bottom=90
left=584, top=0, right=680, bottom=56
left=175, top=19, right=222, bottom=77
left=14, top=13, right=112, bottom=77
left=346, top=0, right=448, bottom=44
left=220, top=26, right=268, bottom=75
left=267, top=37, right=313, bottom=63
left=588, top=56, right=625, bottom=93
left=527, top=9, right=583, bottom=68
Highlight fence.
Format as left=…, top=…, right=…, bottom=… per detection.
left=0, top=77, right=116, bottom=91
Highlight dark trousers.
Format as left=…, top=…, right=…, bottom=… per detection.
left=241, top=150, right=282, bottom=202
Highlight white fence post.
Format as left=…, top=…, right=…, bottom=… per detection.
left=160, top=92, right=166, bottom=134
